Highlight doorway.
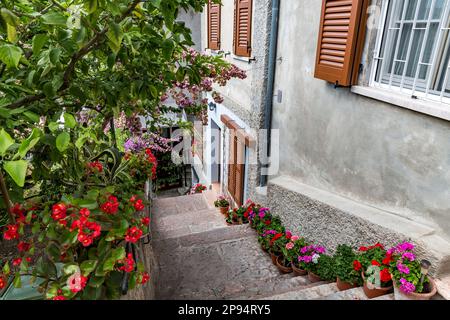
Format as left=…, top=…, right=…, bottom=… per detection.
left=211, top=120, right=221, bottom=193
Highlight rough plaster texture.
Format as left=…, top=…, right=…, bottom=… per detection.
left=267, top=176, right=450, bottom=277
left=177, top=9, right=202, bottom=51
left=271, top=0, right=450, bottom=239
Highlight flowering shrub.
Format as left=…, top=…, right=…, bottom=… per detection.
left=357, top=243, right=392, bottom=288
left=125, top=148, right=158, bottom=186
left=334, top=244, right=363, bottom=286
left=387, top=242, right=430, bottom=294
left=0, top=188, right=150, bottom=300
left=214, top=195, right=230, bottom=208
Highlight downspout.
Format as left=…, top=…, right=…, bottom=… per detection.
left=260, top=0, right=280, bottom=187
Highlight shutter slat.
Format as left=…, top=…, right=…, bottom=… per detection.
left=207, top=1, right=221, bottom=50
left=314, top=0, right=369, bottom=86
left=234, top=0, right=252, bottom=57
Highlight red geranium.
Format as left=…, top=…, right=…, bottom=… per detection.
left=12, top=258, right=22, bottom=266
left=79, top=208, right=90, bottom=218
left=141, top=217, right=150, bottom=226
left=382, top=253, right=393, bottom=265
left=353, top=260, right=362, bottom=271
left=134, top=199, right=145, bottom=211
left=51, top=203, right=67, bottom=221
left=87, top=161, right=103, bottom=173
left=270, top=233, right=283, bottom=246
left=380, top=268, right=392, bottom=282
left=371, top=260, right=381, bottom=267
left=264, top=220, right=272, bottom=226
left=0, top=276, right=6, bottom=290
left=100, top=195, right=119, bottom=214
left=359, top=246, right=368, bottom=252
left=118, top=253, right=135, bottom=273
left=125, top=226, right=143, bottom=243
left=3, top=224, right=19, bottom=240
left=140, top=272, right=150, bottom=284
left=17, top=241, right=31, bottom=252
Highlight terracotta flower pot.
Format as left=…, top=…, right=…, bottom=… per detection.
left=362, top=272, right=393, bottom=299
left=276, top=256, right=293, bottom=274
left=308, top=271, right=322, bottom=283
left=270, top=252, right=279, bottom=266
left=219, top=206, right=229, bottom=216
left=292, top=263, right=308, bottom=277
left=336, top=277, right=358, bottom=291
left=393, top=277, right=437, bottom=300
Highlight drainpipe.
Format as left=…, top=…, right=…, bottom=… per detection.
left=260, top=0, right=280, bottom=187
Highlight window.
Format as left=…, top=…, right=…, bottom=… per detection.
left=234, top=0, right=252, bottom=57
left=372, top=0, right=450, bottom=104
left=207, top=1, right=221, bottom=50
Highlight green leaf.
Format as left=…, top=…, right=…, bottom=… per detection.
left=63, top=263, right=80, bottom=276
left=7, top=24, right=17, bottom=43
left=0, top=44, right=23, bottom=68
left=81, top=260, right=98, bottom=275
left=48, top=122, right=60, bottom=132
left=0, top=128, right=15, bottom=156
left=3, top=261, right=10, bottom=275
left=49, top=48, right=61, bottom=65
left=107, top=22, right=123, bottom=53
left=63, top=113, right=76, bottom=129
left=13, top=272, right=22, bottom=288
left=111, top=247, right=125, bottom=261
left=3, top=160, right=28, bottom=187
left=1, top=8, right=19, bottom=27
left=17, top=128, right=42, bottom=158
left=32, top=222, right=40, bottom=234
left=85, top=0, right=98, bottom=14
left=32, top=34, right=48, bottom=55
left=56, top=132, right=70, bottom=152
left=42, top=12, right=67, bottom=27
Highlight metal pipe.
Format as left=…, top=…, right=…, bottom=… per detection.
left=260, top=0, right=280, bottom=187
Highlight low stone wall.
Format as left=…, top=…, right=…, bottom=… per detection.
left=266, top=176, right=450, bottom=277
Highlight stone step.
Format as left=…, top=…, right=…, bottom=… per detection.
left=259, top=283, right=340, bottom=300
left=202, top=190, right=218, bottom=210
left=319, top=286, right=394, bottom=300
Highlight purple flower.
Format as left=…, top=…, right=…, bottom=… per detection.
left=397, top=262, right=410, bottom=275
left=302, top=256, right=312, bottom=263
left=399, top=278, right=416, bottom=294
left=402, top=252, right=415, bottom=261
left=398, top=242, right=415, bottom=252
left=315, top=246, right=326, bottom=254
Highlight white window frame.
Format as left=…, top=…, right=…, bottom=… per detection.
left=370, top=0, right=450, bottom=105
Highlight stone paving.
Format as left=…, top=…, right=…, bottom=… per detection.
left=151, top=191, right=396, bottom=300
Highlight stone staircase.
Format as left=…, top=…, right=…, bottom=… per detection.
left=151, top=191, right=397, bottom=300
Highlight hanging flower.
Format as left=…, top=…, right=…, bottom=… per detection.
left=141, top=217, right=150, bottom=226
left=140, top=272, right=150, bottom=285
left=118, top=253, right=135, bottom=273
left=125, top=226, right=143, bottom=243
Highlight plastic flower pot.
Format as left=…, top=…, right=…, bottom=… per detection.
left=362, top=272, right=393, bottom=299
left=308, top=271, right=322, bottom=283
left=336, top=277, right=359, bottom=291
left=292, top=263, right=308, bottom=277
left=219, top=206, right=229, bottom=216
left=392, top=277, right=437, bottom=300
left=276, top=256, right=293, bottom=274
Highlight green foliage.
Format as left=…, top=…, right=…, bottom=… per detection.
left=316, top=255, right=336, bottom=282
left=333, top=244, right=362, bottom=286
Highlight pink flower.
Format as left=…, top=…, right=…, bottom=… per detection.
left=291, top=236, right=300, bottom=242
left=286, top=242, right=295, bottom=250
left=67, top=273, right=88, bottom=293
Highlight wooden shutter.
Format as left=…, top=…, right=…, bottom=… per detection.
left=314, top=0, right=369, bottom=86
left=234, top=136, right=245, bottom=206
left=228, top=130, right=236, bottom=197
left=207, top=1, right=221, bottom=50
left=234, top=0, right=252, bottom=57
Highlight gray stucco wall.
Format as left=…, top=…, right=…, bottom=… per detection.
left=271, top=0, right=450, bottom=239
left=177, top=8, right=202, bottom=51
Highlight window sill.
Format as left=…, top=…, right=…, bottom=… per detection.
left=232, top=54, right=255, bottom=63
left=351, top=86, right=450, bottom=122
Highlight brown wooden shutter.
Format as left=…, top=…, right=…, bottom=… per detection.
left=234, top=0, right=252, bottom=57
left=228, top=130, right=236, bottom=198
left=314, top=0, right=369, bottom=86
left=234, top=136, right=245, bottom=206
left=207, top=1, right=221, bottom=50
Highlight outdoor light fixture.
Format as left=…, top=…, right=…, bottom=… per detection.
left=209, top=102, right=217, bottom=112
left=420, top=259, right=431, bottom=287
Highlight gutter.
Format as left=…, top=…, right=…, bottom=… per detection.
left=260, top=0, right=280, bottom=187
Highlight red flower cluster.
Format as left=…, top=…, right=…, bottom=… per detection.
left=0, top=276, right=6, bottom=289
left=125, top=226, right=143, bottom=243
left=100, top=195, right=119, bottom=214
left=382, top=253, right=393, bottom=265
left=70, top=209, right=101, bottom=247
left=52, top=203, right=67, bottom=221
left=52, top=296, right=67, bottom=300
left=130, top=196, right=145, bottom=211
left=12, top=258, right=22, bottom=266
left=140, top=272, right=150, bottom=285
left=270, top=233, right=284, bottom=246
left=141, top=217, right=150, bottom=226
left=145, top=149, right=157, bottom=179
left=359, top=243, right=384, bottom=252
left=353, top=260, right=362, bottom=271
left=17, top=241, right=31, bottom=252
left=11, top=203, right=26, bottom=224
left=371, top=260, right=381, bottom=267
left=380, top=268, right=392, bottom=282
left=87, top=161, right=103, bottom=173
left=118, top=253, right=135, bottom=273
left=3, top=224, right=19, bottom=240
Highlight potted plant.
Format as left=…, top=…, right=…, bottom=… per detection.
left=274, top=231, right=295, bottom=274
left=287, top=237, right=309, bottom=276
left=316, top=255, right=336, bottom=282
left=387, top=241, right=437, bottom=300
left=214, top=195, right=230, bottom=216
left=298, top=245, right=327, bottom=282
left=334, top=244, right=363, bottom=291
left=358, top=243, right=393, bottom=299
left=269, top=232, right=286, bottom=266
left=189, top=183, right=207, bottom=194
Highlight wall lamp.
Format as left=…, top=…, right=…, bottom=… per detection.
left=208, top=102, right=217, bottom=112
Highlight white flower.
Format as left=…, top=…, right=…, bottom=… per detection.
left=312, top=254, right=320, bottom=264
